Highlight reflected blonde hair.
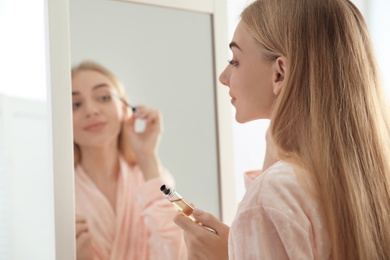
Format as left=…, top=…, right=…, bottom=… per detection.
left=242, top=0, right=390, bottom=259
left=71, top=60, right=137, bottom=166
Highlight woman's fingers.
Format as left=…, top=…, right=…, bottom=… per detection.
left=132, top=106, right=158, bottom=121
left=75, top=214, right=89, bottom=238
left=174, top=209, right=229, bottom=260
left=130, top=106, right=162, bottom=132
left=174, top=209, right=227, bottom=237
left=174, top=212, right=202, bottom=234
left=192, top=208, right=228, bottom=235
left=77, top=231, right=91, bottom=245
left=76, top=222, right=89, bottom=238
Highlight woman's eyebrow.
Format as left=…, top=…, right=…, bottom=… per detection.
left=229, top=41, right=242, bottom=51
left=92, top=83, right=110, bottom=90
left=72, top=83, right=110, bottom=96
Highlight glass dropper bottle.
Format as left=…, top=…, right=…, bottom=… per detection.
left=160, top=184, right=199, bottom=223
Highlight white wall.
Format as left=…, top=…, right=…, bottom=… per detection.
left=369, top=0, right=390, bottom=96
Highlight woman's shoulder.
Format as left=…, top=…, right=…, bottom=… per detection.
left=246, top=161, right=299, bottom=193
left=240, top=161, right=321, bottom=216
left=232, top=161, right=331, bottom=259
left=258, top=160, right=302, bottom=194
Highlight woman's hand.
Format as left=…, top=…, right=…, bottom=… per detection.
left=123, top=105, right=163, bottom=180
left=76, top=214, right=92, bottom=260
left=174, top=208, right=229, bottom=260
left=124, top=105, right=163, bottom=158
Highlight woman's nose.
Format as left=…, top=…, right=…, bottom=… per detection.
left=219, top=66, right=230, bottom=87
left=85, top=101, right=100, bottom=117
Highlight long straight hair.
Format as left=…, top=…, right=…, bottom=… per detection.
left=71, top=61, right=137, bottom=167
left=242, top=0, right=390, bottom=259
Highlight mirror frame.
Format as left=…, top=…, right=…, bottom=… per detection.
left=118, top=0, right=213, bottom=13
left=49, top=0, right=236, bottom=259
left=47, top=0, right=75, bottom=259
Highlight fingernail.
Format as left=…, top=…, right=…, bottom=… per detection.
left=193, top=208, right=203, bottom=215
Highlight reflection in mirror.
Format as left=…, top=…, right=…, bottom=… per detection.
left=71, top=61, right=186, bottom=258
left=69, top=0, right=220, bottom=215
left=69, top=0, right=220, bottom=258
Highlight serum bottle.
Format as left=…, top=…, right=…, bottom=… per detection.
left=160, top=184, right=199, bottom=223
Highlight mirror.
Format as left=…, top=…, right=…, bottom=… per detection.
left=69, top=0, right=225, bottom=217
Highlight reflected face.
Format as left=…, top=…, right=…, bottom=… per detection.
left=72, top=70, right=125, bottom=148
left=219, top=21, right=276, bottom=123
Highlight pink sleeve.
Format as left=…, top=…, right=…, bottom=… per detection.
left=229, top=205, right=314, bottom=259
left=133, top=169, right=187, bottom=260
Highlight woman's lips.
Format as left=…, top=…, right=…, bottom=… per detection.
left=229, top=92, right=236, bottom=104
left=84, top=122, right=106, bottom=131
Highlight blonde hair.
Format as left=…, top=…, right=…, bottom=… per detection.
left=71, top=60, right=137, bottom=166
left=242, top=0, right=390, bottom=259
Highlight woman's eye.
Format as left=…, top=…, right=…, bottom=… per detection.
left=98, top=95, right=112, bottom=102
left=72, top=102, right=81, bottom=110
left=228, top=59, right=238, bottom=67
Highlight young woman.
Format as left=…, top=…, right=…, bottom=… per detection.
left=71, top=61, right=186, bottom=260
left=174, top=0, right=390, bottom=259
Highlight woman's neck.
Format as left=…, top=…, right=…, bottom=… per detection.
left=79, top=142, right=120, bottom=180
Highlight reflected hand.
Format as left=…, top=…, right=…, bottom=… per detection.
left=124, top=105, right=163, bottom=158
left=174, top=208, right=229, bottom=260
left=76, top=214, right=92, bottom=260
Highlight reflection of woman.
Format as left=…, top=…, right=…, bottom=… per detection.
left=71, top=61, right=186, bottom=260
left=175, top=0, right=390, bottom=259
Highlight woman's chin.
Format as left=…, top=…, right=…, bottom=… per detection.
left=235, top=114, right=250, bottom=124
left=235, top=112, right=268, bottom=123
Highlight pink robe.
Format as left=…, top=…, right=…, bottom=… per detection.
left=229, top=161, right=332, bottom=259
left=74, top=158, right=186, bottom=260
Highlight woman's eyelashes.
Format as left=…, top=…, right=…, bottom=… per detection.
left=228, top=59, right=239, bottom=67
left=97, top=94, right=112, bottom=102
left=72, top=101, right=81, bottom=110
left=72, top=94, right=113, bottom=110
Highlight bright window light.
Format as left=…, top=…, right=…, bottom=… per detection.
left=0, top=0, right=47, bottom=101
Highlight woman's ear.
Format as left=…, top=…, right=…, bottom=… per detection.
left=273, top=56, right=287, bottom=96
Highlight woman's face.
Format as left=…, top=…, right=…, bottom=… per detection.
left=219, top=21, right=277, bottom=123
left=72, top=70, right=125, bottom=148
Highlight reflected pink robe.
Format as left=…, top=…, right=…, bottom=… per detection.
left=229, top=161, right=332, bottom=259
left=74, top=158, right=186, bottom=260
